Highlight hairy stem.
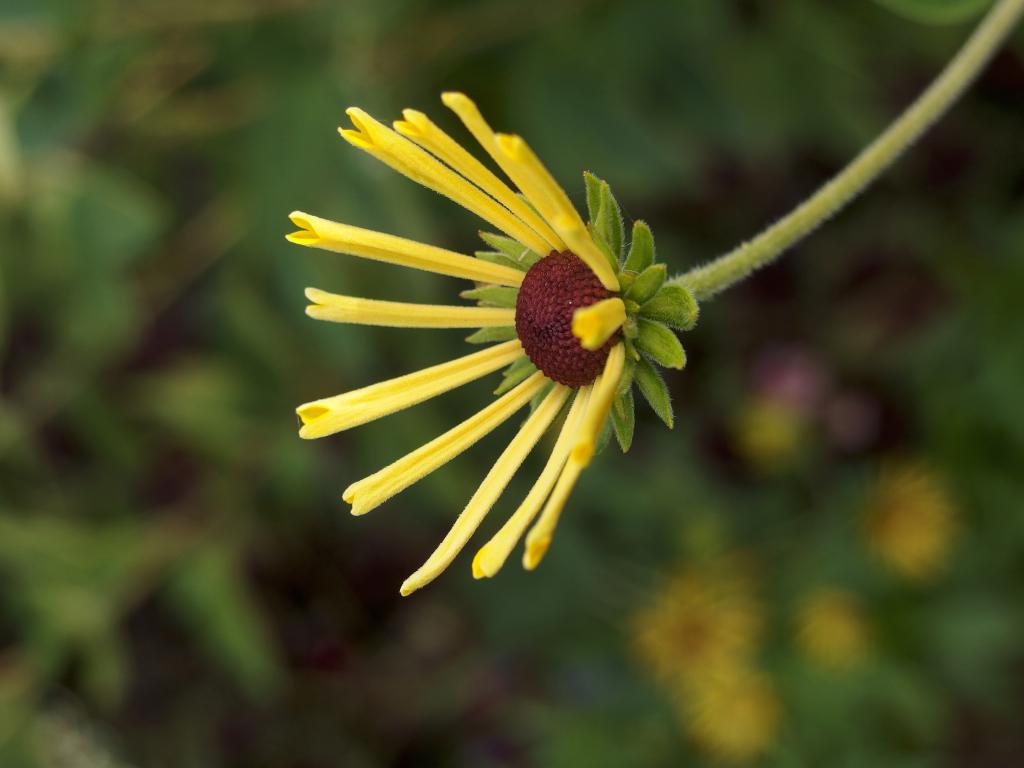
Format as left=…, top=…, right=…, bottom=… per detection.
left=672, top=0, right=1024, bottom=301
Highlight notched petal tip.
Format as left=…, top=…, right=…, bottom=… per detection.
left=341, top=480, right=357, bottom=501
left=286, top=211, right=320, bottom=245
left=344, top=106, right=372, bottom=125
left=472, top=546, right=500, bottom=580
left=471, top=550, right=488, bottom=579
left=338, top=109, right=378, bottom=149
left=338, top=126, right=373, bottom=150
left=392, top=120, right=416, bottom=138
left=342, top=483, right=375, bottom=517
left=400, top=108, right=428, bottom=127
left=296, top=402, right=333, bottom=439
left=303, top=287, right=329, bottom=317
left=394, top=110, right=434, bottom=142
left=523, top=536, right=551, bottom=571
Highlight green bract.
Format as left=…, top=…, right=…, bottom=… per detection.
left=465, top=173, right=700, bottom=452
left=581, top=173, right=697, bottom=451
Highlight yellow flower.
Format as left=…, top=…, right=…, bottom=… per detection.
left=287, top=94, right=629, bottom=596
left=681, top=664, right=782, bottom=763
left=796, top=588, right=870, bottom=670
left=863, top=461, right=957, bottom=582
left=631, top=558, right=762, bottom=684
left=733, top=396, right=806, bottom=473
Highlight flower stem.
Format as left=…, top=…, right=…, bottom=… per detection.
left=671, top=0, right=1024, bottom=301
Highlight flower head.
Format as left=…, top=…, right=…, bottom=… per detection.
left=863, top=460, right=957, bottom=582
left=795, top=587, right=871, bottom=670
left=732, top=396, right=807, bottom=473
left=287, top=94, right=698, bottom=594
left=631, top=556, right=762, bottom=684
left=681, top=665, right=782, bottom=763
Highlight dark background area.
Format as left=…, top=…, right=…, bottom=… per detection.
left=1, top=0, right=1023, bottom=765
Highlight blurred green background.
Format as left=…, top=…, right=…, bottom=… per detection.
left=2, top=0, right=1023, bottom=765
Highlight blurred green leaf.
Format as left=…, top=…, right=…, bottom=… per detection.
left=131, top=360, right=249, bottom=458
left=165, top=543, right=280, bottom=699
left=872, top=0, right=992, bottom=25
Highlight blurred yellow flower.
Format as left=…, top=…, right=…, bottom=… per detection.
left=863, top=461, right=957, bottom=582
left=796, top=588, right=870, bottom=670
left=631, top=558, right=762, bottom=684
left=733, top=397, right=806, bottom=473
left=680, top=665, right=782, bottom=763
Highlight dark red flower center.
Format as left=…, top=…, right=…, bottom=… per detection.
left=515, top=251, right=617, bottom=388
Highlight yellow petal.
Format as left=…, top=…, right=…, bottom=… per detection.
left=472, top=387, right=590, bottom=579
left=443, top=92, right=617, bottom=290
left=400, top=382, right=570, bottom=596
left=287, top=211, right=523, bottom=286
left=522, top=455, right=585, bottom=571
left=442, top=91, right=552, bottom=217
left=523, top=346, right=625, bottom=570
left=296, top=340, right=523, bottom=439
left=343, top=372, right=547, bottom=516
left=339, top=108, right=553, bottom=256
left=492, top=132, right=619, bottom=291
left=571, top=343, right=626, bottom=465
left=394, top=109, right=564, bottom=253
left=304, top=287, right=515, bottom=328
left=571, top=297, right=626, bottom=350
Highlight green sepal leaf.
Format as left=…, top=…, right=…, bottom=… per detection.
left=611, top=388, right=635, bottom=452
left=585, top=172, right=603, bottom=224
left=479, top=231, right=542, bottom=267
left=588, top=225, right=620, bottom=274
left=622, top=315, right=639, bottom=339
left=625, top=263, right=667, bottom=305
left=476, top=250, right=529, bottom=272
left=465, top=326, right=517, bottom=344
left=640, top=284, right=699, bottom=330
left=494, top=357, right=537, bottom=395
left=584, top=172, right=624, bottom=263
left=624, top=220, right=655, bottom=272
left=529, top=379, right=555, bottom=412
left=618, top=271, right=637, bottom=294
left=460, top=285, right=519, bottom=308
left=635, top=356, right=674, bottom=428
left=623, top=337, right=641, bottom=361
left=617, top=356, right=636, bottom=396
left=636, top=318, right=686, bottom=369
left=594, top=411, right=614, bottom=456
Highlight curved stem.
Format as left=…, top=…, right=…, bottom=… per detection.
left=672, top=0, right=1024, bottom=301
